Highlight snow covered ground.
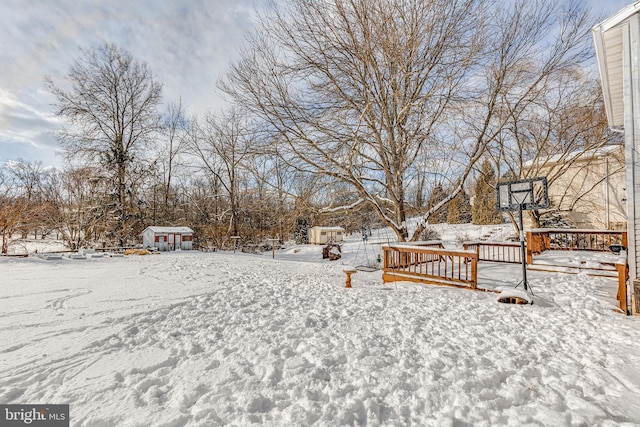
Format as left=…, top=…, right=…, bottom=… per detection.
left=2, top=225, right=640, bottom=426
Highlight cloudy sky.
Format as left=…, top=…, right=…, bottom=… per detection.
left=0, top=0, right=633, bottom=168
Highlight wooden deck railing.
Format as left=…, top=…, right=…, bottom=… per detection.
left=398, top=240, right=446, bottom=249
left=616, top=254, right=629, bottom=314
left=382, top=244, right=477, bottom=289
left=463, top=241, right=521, bottom=263
left=526, top=229, right=627, bottom=264
left=381, top=241, right=445, bottom=267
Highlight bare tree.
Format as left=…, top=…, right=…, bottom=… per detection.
left=188, top=108, right=253, bottom=238
left=221, top=0, right=488, bottom=241
left=491, top=71, right=617, bottom=228
left=180, top=176, right=230, bottom=249
left=46, top=167, right=111, bottom=250
left=222, top=0, right=596, bottom=241
left=157, top=99, right=190, bottom=222
left=0, top=169, right=25, bottom=253
left=243, top=153, right=289, bottom=240
left=46, top=43, right=162, bottom=245
left=5, top=160, right=48, bottom=238
left=402, top=0, right=596, bottom=238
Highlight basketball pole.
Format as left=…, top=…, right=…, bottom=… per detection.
left=497, top=176, right=548, bottom=296
left=518, top=204, right=528, bottom=291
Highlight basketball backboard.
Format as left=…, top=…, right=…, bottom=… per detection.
left=496, top=177, right=549, bottom=212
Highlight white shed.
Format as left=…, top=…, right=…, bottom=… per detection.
left=308, top=226, right=345, bottom=245
left=142, top=226, right=194, bottom=251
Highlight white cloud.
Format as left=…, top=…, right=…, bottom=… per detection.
left=1, top=89, right=51, bottom=131
left=0, top=0, right=631, bottom=167
left=0, top=0, right=266, bottom=166
left=0, top=87, right=62, bottom=166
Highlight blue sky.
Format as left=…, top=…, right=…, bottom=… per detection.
left=0, top=0, right=633, bottom=168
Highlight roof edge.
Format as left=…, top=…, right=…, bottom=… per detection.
left=593, top=1, right=640, bottom=33
left=592, top=27, right=616, bottom=126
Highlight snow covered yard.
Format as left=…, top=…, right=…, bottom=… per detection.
left=1, top=250, right=640, bottom=426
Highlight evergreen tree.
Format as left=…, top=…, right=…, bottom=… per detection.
left=447, top=182, right=472, bottom=224
left=472, top=160, right=503, bottom=225
left=427, top=183, right=448, bottom=224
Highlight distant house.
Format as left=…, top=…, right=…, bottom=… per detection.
left=524, top=145, right=626, bottom=229
left=142, top=226, right=194, bottom=251
left=308, top=226, right=345, bottom=245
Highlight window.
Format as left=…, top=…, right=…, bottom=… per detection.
left=321, top=231, right=326, bottom=236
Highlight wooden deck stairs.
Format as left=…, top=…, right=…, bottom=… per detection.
left=527, top=258, right=618, bottom=278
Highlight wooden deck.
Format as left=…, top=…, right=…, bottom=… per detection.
left=382, top=238, right=630, bottom=313
left=526, top=229, right=627, bottom=264
left=463, top=241, right=521, bottom=263
left=382, top=243, right=479, bottom=291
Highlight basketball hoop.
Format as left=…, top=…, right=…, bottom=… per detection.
left=497, top=177, right=549, bottom=212
left=496, top=177, right=549, bottom=296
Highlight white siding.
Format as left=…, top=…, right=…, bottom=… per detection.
left=624, top=16, right=640, bottom=279
left=141, top=226, right=194, bottom=251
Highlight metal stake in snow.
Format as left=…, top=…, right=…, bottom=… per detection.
left=266, top=238, right=279, bottom=259
left=496, top=177, right=549, bottom=294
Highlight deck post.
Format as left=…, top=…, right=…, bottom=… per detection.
left=526, top=231, right=534, bottom=264
left=616, top=262, right=628, bottom=313
left=471, top=256, right=477, bottom=290
left=343, top=268, right=357, bottom=288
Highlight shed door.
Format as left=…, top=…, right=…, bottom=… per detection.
left=174, top=234, right=181, bottom=249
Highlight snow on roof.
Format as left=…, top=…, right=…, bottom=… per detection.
left=309, top=226, right=345, bottom=231
left=143, top=226, right=193, bottom=234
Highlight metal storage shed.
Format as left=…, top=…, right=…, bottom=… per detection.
left=308, top=226, right=345, bottom=245
left=142, top=226, right=194, bottom=251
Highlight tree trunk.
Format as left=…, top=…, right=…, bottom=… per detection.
left=1, top=229, right=8, bottom=254
left=118, top=163, right=127, bottom=245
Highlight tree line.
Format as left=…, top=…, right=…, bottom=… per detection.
left=0, top=153, right=502, bottom=253
left=0, top=0, right=618, bottom=252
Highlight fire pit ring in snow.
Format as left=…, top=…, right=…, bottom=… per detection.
left=496, top=288, right=533, bottom=305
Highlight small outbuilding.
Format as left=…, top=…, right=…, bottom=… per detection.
left=142, top=226, right=194, bottom=251
left=308, top=226, right=345, bottom=245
